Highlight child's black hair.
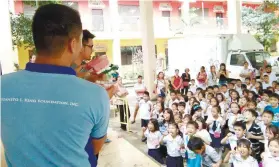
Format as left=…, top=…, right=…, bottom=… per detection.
left=190, top=104, right=202, bottom=116
left=210, top=97, right=219, bottom=106
left=221, top=84, right=227, bottom=88
left=216, top=93, right=225, bottom=102
left=242, top=89, right=249, bottom=95
left=170, top=123, right=183, bottom=137
left=266, top=125, right=279, bottom=140
left=178, top=101, right=186, bottom=108
left=170, top=91, right=177, bottom=95
left=262, top=89, right=272, bottom=97
left=230, top=89, right=240, bottom=102
left=183, top=95, right=189, bottom=102
left=241, top=84, right=247, bottom=90
left=207, top=93, right=214, bottom=98
left=212, top=105, right=221, bottom=114
left=187, top=137, right=204, bottom=152
left=245, top=77, right=251, bottom=81
left=163, top=108, right=175, bottom=123
left=207, top=86, right=213, bottom=90
left=196, top=87, right=203, bottom=92
left=262, top=110, right=274, bottom=118
left=245, top=109, right=258, bottom=118
left=237, top=138, right=252, bottom=151
left=247, top=100, right=257, bottom=108
left=233, top=121, right=246, bottom=131
left=213, top=85, right=219, bottom=89
left=172, top=103, right=178, bottom=108
left=144, top=91, right=150, bottom=97
left=248, top=91, right=258, bottom=102
left=195, top=117, right=207, bottom=129
left=187, top=121, right=199, bottom=129
left=270, top=93, right=279, bottom=100
left=149, top=119, right=160, bottom=132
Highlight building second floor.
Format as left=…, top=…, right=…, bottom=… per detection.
left=12, top=0, right=262, bottom=39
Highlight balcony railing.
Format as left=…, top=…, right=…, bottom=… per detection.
left=91, top=16, right=229, bottom=34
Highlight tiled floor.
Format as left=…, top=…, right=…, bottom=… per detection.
left=98, top=128, right=160, bottom=167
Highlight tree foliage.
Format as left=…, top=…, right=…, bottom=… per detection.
left=10, top=13, right=33, bottom=49
left=242, top=1, right=279, bottom=51
left=10, top=0, right=61, bottom=50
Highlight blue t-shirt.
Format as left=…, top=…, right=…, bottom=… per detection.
left=264, top=105, right=279, bottom=127
left=1, top=63, right=110, bottom=167
left=184, top=135, right=202, bottom=167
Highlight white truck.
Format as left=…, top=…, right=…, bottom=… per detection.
left=166, top=34, right=279, bottom=80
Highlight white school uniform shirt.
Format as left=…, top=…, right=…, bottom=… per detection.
left=200, top=100, right=208, bottom=117
left=207, top=116, right=223, bottom=134
left=228, top=114, right=243, bottom=132
left=263, top=82, right=272, bottom=89
left=144, top=130, right=162, bottom=149
left=219, top=101, right=228, bottom=117
left=195, top=129, right=212, bottom=144
left=134, top=82, right=146, bottom=100
left=257, top=101, right=269, bottom=113
left=185, top=101, right=191, bottom=115
left=167, top=99, right=179, bottom=109
left=223, top=91, right=230, bottom=100
left=227, top=135, right=247, bottom=151
left=163, top=134, right=184, bottom=157
left=267, top=72, right=277, bottom=83
left=257, top=121, right=267, bottom=144
left=262, top=152, right=279, bottom=167
left=139, top=99, right=153, bottom=120
left=235, top=86, right=243, bottom=96
left=189, top=85, right=197, bottom=94
left=240, top=68, right=252, bottom=82
left=229, top=154, right=258, bottom=167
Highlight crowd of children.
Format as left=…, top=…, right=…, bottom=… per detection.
left=135, top=76, right=279, bottom=167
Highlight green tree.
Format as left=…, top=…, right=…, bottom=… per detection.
left=242, top=1, right=279, bottom=51
left=10, top=0, right=62, bottom=50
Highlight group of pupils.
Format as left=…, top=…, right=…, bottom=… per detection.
left=134, top=80, right=279, bottom=167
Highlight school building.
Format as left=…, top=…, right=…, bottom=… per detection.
left=13, top=0, right=262, bottom=71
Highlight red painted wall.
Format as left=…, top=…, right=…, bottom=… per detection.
left=13, top=0, right=260, bottom=18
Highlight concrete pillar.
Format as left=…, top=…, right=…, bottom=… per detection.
left=109, top=0, right=121, bottom=74
left=139, top=1, right=156, bottom=95
left=227, top=0, right=242, bottom=34
left=181, top=0, right=190, bottom=29
left=0, top=0, right=15, bottom=74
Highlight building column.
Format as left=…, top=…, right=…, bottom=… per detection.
left=109, top=0, right=121, bottom=74
left=139, top=1, right=156, bottom=95
left=0, top=0, right=15, bottom=74
left=227, top=0, right=242, bottom=34
left=181, top=0, right=190, bottom=33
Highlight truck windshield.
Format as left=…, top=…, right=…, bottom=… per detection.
left=246, top=52, right=271, bottom=70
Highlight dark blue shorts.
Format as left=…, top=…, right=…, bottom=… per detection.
left=166, top=155, right=183, bottom=167
left=148, top=148, right=164, bottom=164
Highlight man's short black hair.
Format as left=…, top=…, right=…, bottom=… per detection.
left=138, top=75, right=143, bottom=79
left=32, top=4, right=82, bottom=55
left=82, top=30, right=95, bottom=44
left=187, top=137, right=204, bottom=151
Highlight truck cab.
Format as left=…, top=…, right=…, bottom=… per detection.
left=225, top=34, right=279, bottom=80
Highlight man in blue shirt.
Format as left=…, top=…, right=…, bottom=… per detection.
left=1, top=4, right=110, bottom=167
left=264, top=93, right=279, bottom=127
